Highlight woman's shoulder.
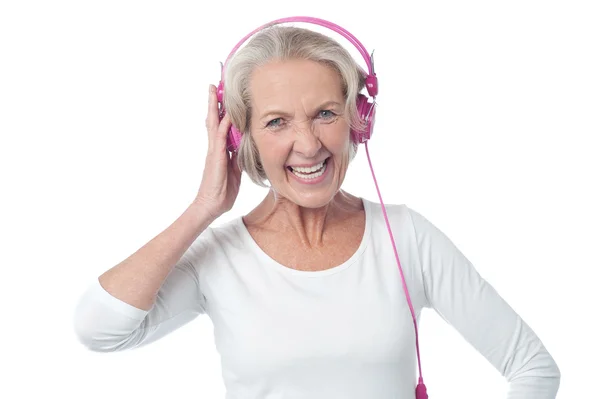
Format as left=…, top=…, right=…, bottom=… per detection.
left=361, top=197, right=411, bottom=219
left=362, top=197, right=437, bottom=236
left=201, top=216, right=244, bottom=246
left=179, top=216, right=247, bottom=277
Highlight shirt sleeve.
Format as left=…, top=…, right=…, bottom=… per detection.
left=407, top=207, right=561, bottom=398
left=73, top=237, right=208, bottom=352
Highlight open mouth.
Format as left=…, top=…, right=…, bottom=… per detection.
left=287, top=157, right=330, bottom=180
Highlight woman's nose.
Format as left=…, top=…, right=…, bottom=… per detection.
left=292, top=124, right=322, bottom=157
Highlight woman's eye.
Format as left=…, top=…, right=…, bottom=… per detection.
left=318, top=110, right=335, bottom=119
left=266, top=118, right=282, bottom=128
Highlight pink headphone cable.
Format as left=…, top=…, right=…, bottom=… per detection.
left=364, top=141, right=429, bottom=399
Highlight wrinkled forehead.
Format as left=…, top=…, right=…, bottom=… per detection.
left=248, top=59, right=345, bottom=113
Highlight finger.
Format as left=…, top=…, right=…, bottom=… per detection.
left=205, top=84, right=219, bottom=133
left=230, top=150, right=241, bottom=175
left=213, top=111, right=232, bottom=150
left=229, top=151, right=243, bottom=184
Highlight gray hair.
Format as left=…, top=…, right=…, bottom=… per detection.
left=223, top=25, right=367, bottom=187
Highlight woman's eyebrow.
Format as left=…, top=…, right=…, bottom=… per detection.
left=259, top=100, right=342, bottom=120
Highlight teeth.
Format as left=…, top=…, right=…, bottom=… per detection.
left=290, top=160, right=325, bottom=174
left=290, top=161, right=327, bottom=180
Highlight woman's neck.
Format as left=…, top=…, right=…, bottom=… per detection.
left=242, top=189, right=363, bottom=248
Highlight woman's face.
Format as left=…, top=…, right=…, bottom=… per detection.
left=248, top=58, right=353, bottom=208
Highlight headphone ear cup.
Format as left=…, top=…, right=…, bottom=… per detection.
left=216, top=81, right=243, bottom=153
left=226, top=124, right=243, bottom=153
left=351, top=94, right=376, bottom=144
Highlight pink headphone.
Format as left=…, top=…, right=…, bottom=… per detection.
left=216, top=16, right=428, bottom=399
left=216, top=16, right=378, bottom=153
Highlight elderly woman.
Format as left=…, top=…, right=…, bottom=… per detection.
left=73, top=17, right=561, bottom=399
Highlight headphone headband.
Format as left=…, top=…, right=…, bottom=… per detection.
left=216, top=16, right=379, bottom=152
left=219, top=16, right=378, bottom=97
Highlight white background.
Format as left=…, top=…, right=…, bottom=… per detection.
left=1, top=1, right=598, bottom=398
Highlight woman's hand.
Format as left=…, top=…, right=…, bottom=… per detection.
left=194, top=84, right=242, bottom=219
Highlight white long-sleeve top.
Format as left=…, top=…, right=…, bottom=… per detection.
left=73, top=198, right=560, bottom=398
